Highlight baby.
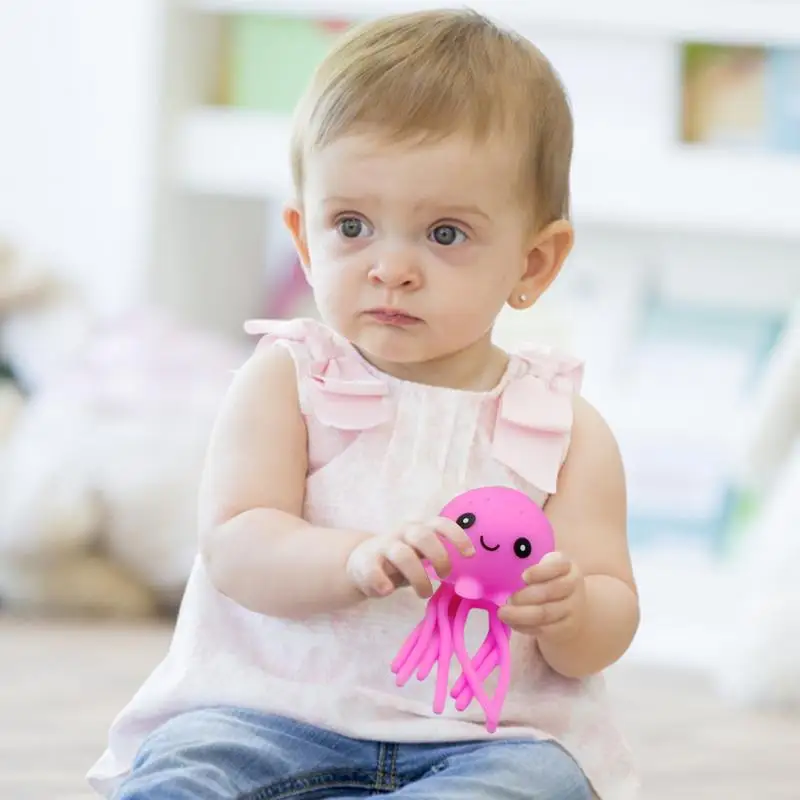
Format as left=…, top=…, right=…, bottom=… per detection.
left=89, top=9, right=640, bottom=800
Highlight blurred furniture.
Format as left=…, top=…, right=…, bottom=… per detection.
left=3, top=0, right=800, bottom=665
left=4, top=1, right=797, bottom=334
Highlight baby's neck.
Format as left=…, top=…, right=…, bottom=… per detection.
left=360, top=337, right=509, bottom=392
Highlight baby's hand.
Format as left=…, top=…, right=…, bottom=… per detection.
left=346, top=518, right=475, bottom=599
left=498, top=552, right=587, bottom=643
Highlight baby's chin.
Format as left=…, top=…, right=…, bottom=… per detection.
left=356, top=343, right=459, bottom=387
left=349, top=324, right=434, bottom=363
left=325, top=314, right=470, bottom=381
left=355, top=341, right=434, bottom=376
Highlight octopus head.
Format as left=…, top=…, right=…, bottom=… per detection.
left=438, top=486, right=554, bottom=605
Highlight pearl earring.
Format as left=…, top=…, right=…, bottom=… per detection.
left=518, top=293, right=528, bottom=303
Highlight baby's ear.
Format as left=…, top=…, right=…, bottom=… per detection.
left=510, top=219, right=573, bottom=309
left=282, top=203, right=310, bottom=269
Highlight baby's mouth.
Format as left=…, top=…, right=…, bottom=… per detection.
left=479, top=535, right=499, bottom=552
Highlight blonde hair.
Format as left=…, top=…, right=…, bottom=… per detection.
left=290, top=9, right=573, bottom=227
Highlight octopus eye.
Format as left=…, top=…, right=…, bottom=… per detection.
left=456, top=512, right=476, bottom=529
left=513, top=537, right=532, bottom=559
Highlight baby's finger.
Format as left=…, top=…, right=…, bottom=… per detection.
left=404, top=524, right=452, bottom=579
left=430, top=517, right=476, bottom=557
left=384, top=561, right=410, bottom=590
left=508, top=574, right=574, bottom=606
left=354, top=559, right=396, bottom=598
left=499, top=597, right=571, bottom=630
left=385, top=541, right=434, bottom=598
left=522, top=552, right=571, bottom=584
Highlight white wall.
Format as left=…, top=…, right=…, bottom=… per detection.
left=2, top=4, right=795, bottom=331
left=0, top=0, right=162, bottom=312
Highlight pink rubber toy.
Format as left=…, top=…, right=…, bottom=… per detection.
left=391, top=486, right=555, bottom=733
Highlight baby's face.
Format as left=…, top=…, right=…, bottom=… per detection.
left=293, top=129, right=534, bottom=373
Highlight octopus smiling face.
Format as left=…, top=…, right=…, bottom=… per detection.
left=438, top=486, right=555, bottom=605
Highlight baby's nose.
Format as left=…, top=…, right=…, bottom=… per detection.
left=368, top=248, right=422, bottom=289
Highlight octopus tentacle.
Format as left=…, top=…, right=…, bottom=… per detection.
left=451, top=601, right=512, bottom=733
left=393, top=588, right=441, bottom=685
left=454, top=643, right=499, bottom=711
left=452, top=600, right=494, bottom=726
left=393, top=588, right=513, bottom=732
left=417, top=587, right=456, bottom=681
left=391, top=617, right=424, bottom=674
left=415, top=634, right=440, bottom=681
left=451, top=626, right=495, bottom=698
left=454, top=615, right=510, bottom=710
left=484, top=609, right=512, bottom=732
left=433, top=583, right=455, bottom=713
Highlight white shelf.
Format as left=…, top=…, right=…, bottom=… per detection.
left=178, top=107, right=800, bottom=239
left=571, top=146, right=800, bottom=239
left=191, top=0, right=800, bottom=45
left=178, top=108, right=293, bottom=198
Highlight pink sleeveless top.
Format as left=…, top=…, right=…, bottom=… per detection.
left=88, top=318, right=638, bottom=799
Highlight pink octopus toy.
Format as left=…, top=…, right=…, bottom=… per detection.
left=391, top=486, right=555, bottom=733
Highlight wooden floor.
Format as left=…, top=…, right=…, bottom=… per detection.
left=2, top=615, right=799, bottom=799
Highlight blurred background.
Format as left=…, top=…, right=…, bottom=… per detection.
left=0, top=1, right=799, bottom=798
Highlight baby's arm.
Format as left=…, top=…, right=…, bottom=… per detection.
left=198, top=344, right=371, bottom=619
left=501, top=396, right=639, bottom=679
left=540, top=396, right=638, bottom=677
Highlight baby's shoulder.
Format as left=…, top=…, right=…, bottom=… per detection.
left=244, top=316, right=334, bottom=359
left=244, top=316, right=390, bottom=430
left=490, top=343, right=585, bottom=496
left=513, top=348, right=619, bottom=456
left=561, top=394, right=624, bottom=491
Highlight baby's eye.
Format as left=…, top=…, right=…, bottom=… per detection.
left=336, top=217, right=372, bottom=239
left=429, top=224, right=467, bottom=246
left=513, top=537, right=532, bottom=559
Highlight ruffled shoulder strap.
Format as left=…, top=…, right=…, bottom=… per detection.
left=244, top=317, right=391, bottom=432
left=492, top=344, right=584, bottom=495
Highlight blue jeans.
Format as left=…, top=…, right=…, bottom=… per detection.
left=114, top=707, right=592, bottom=800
